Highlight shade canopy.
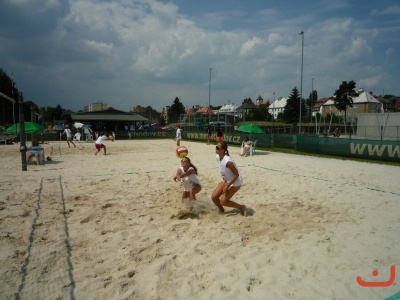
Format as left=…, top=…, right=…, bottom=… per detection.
left=5, top=122, right=45, bottom=134
left=236, top=124, right=265, bottom=134
left=73, top=122, right=85, bottom=129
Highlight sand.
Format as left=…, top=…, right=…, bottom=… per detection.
left=0, top=139, right=399, bottom=300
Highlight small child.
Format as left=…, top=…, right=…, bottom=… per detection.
left=173, top=157, right=202, bottom=210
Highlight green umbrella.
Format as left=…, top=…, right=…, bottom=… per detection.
left=237, top=124, right=264, bottom=134
left=236, top=124, right=265, bottom=139
left=5, top=122, right=45, bottom=134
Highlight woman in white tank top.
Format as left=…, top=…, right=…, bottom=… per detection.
left=212, top=141, right=247, bottom=216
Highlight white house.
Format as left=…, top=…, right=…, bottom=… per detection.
left=218, top=104, right=238, bottom=113
left=321, top=89, right=383, bottom=119
left=268, top=97, right=288, bottom=120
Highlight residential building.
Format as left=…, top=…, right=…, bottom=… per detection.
left=162, top=106, right=170, bottom=124
left=312, top=97, right=331, bottom=116
left=321, top=89, right=383, bottom=120
left=255, top=95, right=269, bottom=106
left=268, top=97, right=288, bottom=120
left=68, top=107, right=147, bottom=132
left=84, top=102, right=108, bottom=112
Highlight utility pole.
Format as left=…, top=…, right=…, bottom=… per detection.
left=19, top=94, right=27, bottom=171
left=208, top=68, right=212, bottom=124
left=272, top=92, right=275, bottom=131
left=299, top=31, right=304, bottom=134
left=310, top=78, right=314, bottom=119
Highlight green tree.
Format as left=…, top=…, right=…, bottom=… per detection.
left=0, top=68, right=23, bottom=125
left=39, top=106, right=57, bottom=122
left=283, top=87, right=306, bottom=124
left=333, top=80, right=357, bottom=123
left=160, top=115, right=166, bottom=126
left=240, top=98, right=257, bottom=121
left=168, top=97, right=185, bottom=123
left=252, top=104, right=270, bottom=121
left=142, top=106, right=159, bottom=124
left=242, top=98, right=255, bottom=105
left=54, top=104, right=63, bottom=120
left=305, top=90, right=318, bottom=120
left=23, top=100, right=39, bottom=122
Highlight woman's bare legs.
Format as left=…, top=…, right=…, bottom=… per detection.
left=190, top=184, right=201, bottom=200
left=211, top=181, right=246, bottom=215
left=211, top=182, right=225, bottom=212
left=26, top=153, right=40, bottom=165
left=181, top=185, right=201, bottom=211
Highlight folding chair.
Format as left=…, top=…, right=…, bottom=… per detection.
left=249, top=140, right=257, bottom=156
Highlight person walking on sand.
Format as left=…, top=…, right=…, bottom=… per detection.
left=175, top=125, right=182, bottom=146
left=173, top=156, right=202, bottom=210
left=61, top=125, right=76, bottom=148
left=94, top=132, right=109, bottom=155
left=212, top=141, right=247, bottom=216
left=206, top=125, right=212, bottom=145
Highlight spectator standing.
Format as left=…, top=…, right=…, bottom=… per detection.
left=206, top=125, right=212, bottom=145
left=175, top=125, right=182, bottom=146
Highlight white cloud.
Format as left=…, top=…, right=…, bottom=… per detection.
left=82, top=40, right=113, bottom=54
left=321, top=18, right=353, bottom=33
left=273, top=44, right=297, bottom=57
left=267, top=33, right=283, bottom=44
left=358, top=75, right=383, bottom=88
left=344, top=37, right=372, bottom=57
left=371, top=5, right=400, bottom=16
left=239, top=37, right=263, bottom=56
left=1, top=0, right=399, bottom=112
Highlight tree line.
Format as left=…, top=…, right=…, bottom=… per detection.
left=2, top=67, right=397, bottom=128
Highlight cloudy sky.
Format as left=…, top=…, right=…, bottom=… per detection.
left=0, top=0, right=399, bottom=112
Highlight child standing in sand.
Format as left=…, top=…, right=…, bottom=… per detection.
left=173, top=157, right=202, bottom=210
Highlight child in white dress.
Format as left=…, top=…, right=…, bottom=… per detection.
left=173, top=157, right=202, bottom=210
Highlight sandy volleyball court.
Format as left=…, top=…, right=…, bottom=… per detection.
left=0, top=139, right=399, bottom=299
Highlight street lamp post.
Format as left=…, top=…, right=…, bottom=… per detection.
left=299, top=31, right=304, bottom=134
left=19, top=94, right=27, bottom=171
left=208, top=68, right=212, bottom=125
left=30, top=103, right=35, bottom=142
left=311, top=78, right=315, bottom=116
left=272, top=92, right=275, bottom=134
left=311, top=77, right=315, bottom=132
